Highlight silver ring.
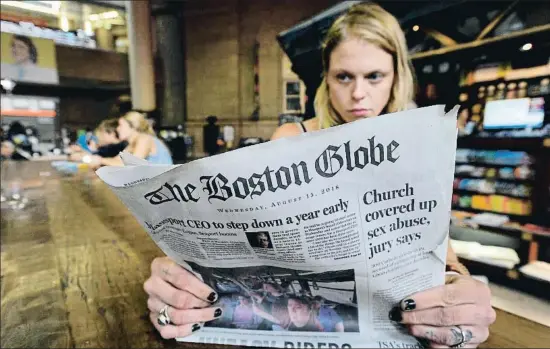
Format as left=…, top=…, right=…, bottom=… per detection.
left=450, top=325, right=466, bottom=348
left=157, top=305, right=171, bottom=326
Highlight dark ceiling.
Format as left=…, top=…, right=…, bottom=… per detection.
left=277, top=0, right=550, bottom=116
left=279, top=0, right=550, bottom=60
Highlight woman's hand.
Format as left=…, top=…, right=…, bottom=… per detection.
left=390, top=274, right=496, bottom=348
left=144, top=257, right=223, bottom=339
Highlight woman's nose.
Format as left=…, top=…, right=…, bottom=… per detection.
left=351, top=79, right=368, bottom=101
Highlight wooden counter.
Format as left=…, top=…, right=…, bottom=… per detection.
left=1, top=161, right=549, bottom=348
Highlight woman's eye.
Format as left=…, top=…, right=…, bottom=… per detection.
left=367, top=72, right=384, bottom=82
left=336, top=73, right=352, bottom=83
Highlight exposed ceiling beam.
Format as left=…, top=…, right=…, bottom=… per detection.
left=411, top=24, right=550, bottom=60
left=476, top=0, right=519, bottom=41
left=422, top=28, right=458, bottom=47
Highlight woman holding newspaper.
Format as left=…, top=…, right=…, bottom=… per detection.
left=143, top=2, right=495, bottom=348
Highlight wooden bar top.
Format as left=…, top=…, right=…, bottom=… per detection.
left=1, top=161, right=549, bottom=348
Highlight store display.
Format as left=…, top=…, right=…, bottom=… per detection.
left=450, top=239, right=520, bottom=269
left=455, top=73, right=549, bottom=138
left=453, top=178, right=532, bottom=198
left=455, top=164, right=535, bottom=180
left=426, top=32, right=550, bottom=301
left=455, top=149, right=534, bottom=166
left=453, top=193, right=531, bottom=215
left=483, top=97, right=545, bottom=130
left=518, top=261, right=550, bottom=283
left=0, top=20, right=96, bottom=49
left=452, top=148, right=538, bottom=216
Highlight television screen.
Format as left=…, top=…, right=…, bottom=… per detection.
left=483, top=97, right=545, bottom=129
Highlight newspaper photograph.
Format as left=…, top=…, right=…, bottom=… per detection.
left=96, top=104, right=459, bottom=348
left=187, top=262, right=359, bottom=333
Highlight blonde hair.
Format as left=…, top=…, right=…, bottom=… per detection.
left=123, top=111, right=155, bottom=135
left=314, top=2, right=415, bottom=129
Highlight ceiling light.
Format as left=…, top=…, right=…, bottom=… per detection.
left=413, top=25, right=420, bottom=32
left=103, top=11, right=119, bottom=19
left=84, top=21, right=94, bottom=36
left=89, top=11, right=119, bottom=21
left=1, top=79, right=17, bottom=93
left=60, top=16, right=70, bottom=32
left=520, top=43, right=532, bottom=51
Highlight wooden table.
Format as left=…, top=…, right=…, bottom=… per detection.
left=1, top=161, right=549, bottom=348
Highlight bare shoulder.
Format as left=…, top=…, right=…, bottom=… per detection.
left=270, top=123, right=303, bottom=141
left=136, top=133, right=154, bottom=147
left=270, top=117, right=319, bottom=141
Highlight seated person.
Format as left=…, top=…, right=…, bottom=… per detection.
left=1, top=140, right=15, bottom=160
left=70, top=119, right=128, bottom=162
left=73, top=128, right=98, bottom=154
left=94, top=119, right=128, bottom=158
left=2, top=122, right=32, bottom=160
left=92, top=111, right=173, bottom=166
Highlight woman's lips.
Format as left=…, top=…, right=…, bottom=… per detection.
left=349, top=109, right=371, bottom=117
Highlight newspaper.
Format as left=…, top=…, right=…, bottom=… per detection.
left=96, top=105, right=459, bottom=349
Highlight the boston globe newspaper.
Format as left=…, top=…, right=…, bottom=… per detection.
left=96, top=105, right=459, bottom=348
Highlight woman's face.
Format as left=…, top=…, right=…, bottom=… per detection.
left=12, top=39, right=31, bottom=64
left=326, top=37, right=394, bottom=123
left=117, top=118, right=133, bottom=140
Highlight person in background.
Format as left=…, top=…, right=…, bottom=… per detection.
left=93, top=119, right=128, bottom=158
left=92, top=111, right=173, bottom=166
left=203, top=115, right=223, bottom=156
left=72, top=127, right=98, bottom=154
left=70, top=119, right=128, bottom=162
left=143, top=3, right=494, bottom=347
left=2, top=122, right=32, bottom=160
left=1, top=140, right=15, bottom=160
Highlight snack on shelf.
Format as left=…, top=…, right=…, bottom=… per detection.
left=450, top=239, right=520, bottom=269
left=455, top=164, right=534, bottom=181
left=513, top=165, right=533, bottom=179
left=456, top=149, right=534, bottom=166
left=468, top=194, right=531, bottom=215
left=498, top=167, right=515, bottom=179
left=458, top=195, right=472, bottom=208
left=519, top=261, right=550, bottom=282
left=485, top=167, right=497, bottom=178
left=523, top=224, right=550, bottom=235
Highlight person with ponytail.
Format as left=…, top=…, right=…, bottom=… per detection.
left=92, top=111, right=173, bottom=165
left=142, top=3, right=493, bottom=347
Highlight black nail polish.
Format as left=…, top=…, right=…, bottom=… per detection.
left=401, top=299, right=416, bottom=311
left=214, top=308, right=223, bottom=317
left=389, top=307, right=402, bottom=322
left=207, top=292, right=218, bottom=302
left=192, top=323, right=201, bottom=332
